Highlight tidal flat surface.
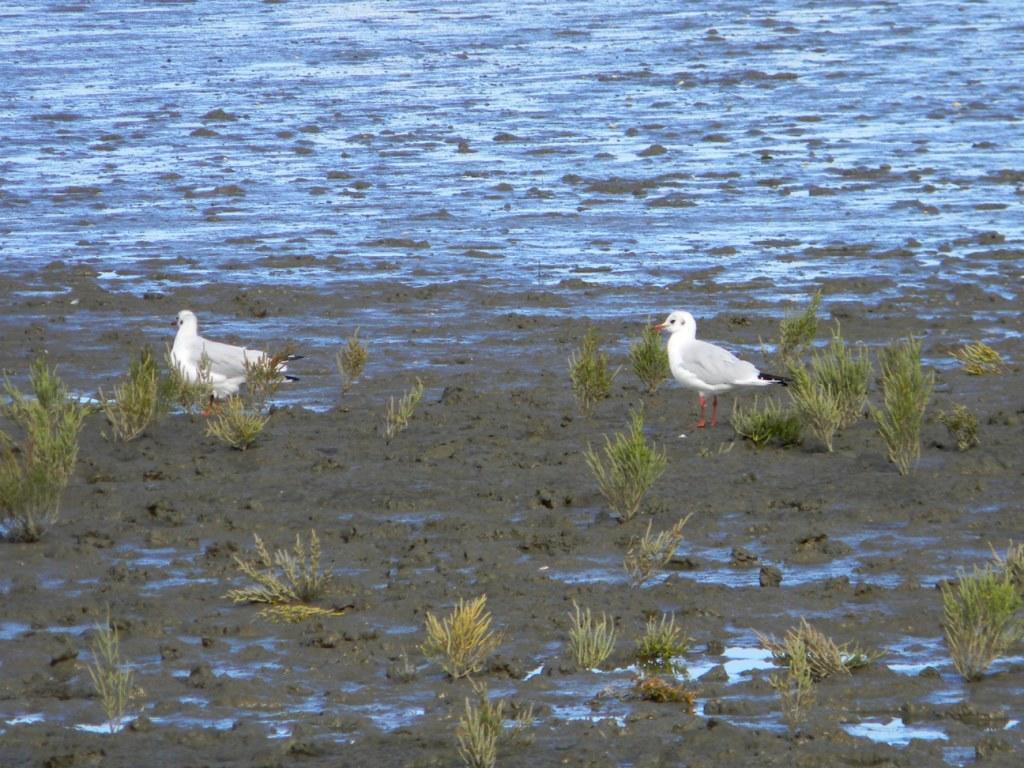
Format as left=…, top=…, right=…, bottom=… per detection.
left=1, top=1, right=1022, bottom=766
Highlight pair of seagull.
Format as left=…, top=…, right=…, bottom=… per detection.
left=171, top=308, right=786, bottom=426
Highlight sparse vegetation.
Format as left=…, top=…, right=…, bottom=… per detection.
left=226, top=531, right=333, bottom=620
left=730, top=396, right=802, bottom=449
left=205, top=396, right=268, bottom=450
left=421, top=595, right=502, bottom=679
left=870, top=336, right=935, bottom=475
left=938, top=403, right=979, bottom=451
left=100, top=348, right=168, bottom=441
left=383, top=378, right=424, bottom=442
left=788, top=364, right=842, bottom=451
left=337, top=328, right=369, bottom=392
left=991, top=541, right=1024, bottom=593
left=630, top=322, right=670, bottom=394
left=767, top=631, right=815, bottom=729
left=243, top=351, right=291, bottom=411
left=85, top=613, right=141, bottom=733
left=1, top=357, right=89, bottom=541
left=776, top=290, right=822, bottom=367
left=567, top=601, right=617, bottom=669
left=635, top=613, right=691, bottom=671
left=569, top=326, right=617, bottom=414
left=165, top=347, right=214, bottom=415
left=584, top=407, right=667, bottom=521
left=456, top=687, right=503, bottom=768
left=942, top=564, right=1023, bottom=681
left=634, top=676, right=696, bottom=710
left=952, top=342, right=1005, bottom=375
left=623, top=515, right=692, bottom=587
left=758, top=618, right=880, bottom=682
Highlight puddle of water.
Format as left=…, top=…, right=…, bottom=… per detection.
left=0, top=622, right=31, bottom=641
left=842, top=717, right=948, bottom=745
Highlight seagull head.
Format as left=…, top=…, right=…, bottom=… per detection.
left=653, top=310, right=695, bottom=334
left=175, top=310, right=198, bottom=332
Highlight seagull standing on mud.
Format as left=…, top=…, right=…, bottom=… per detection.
left=171, top=309, right=299, bottom=399
left=653, top=310, right=787, bottom=430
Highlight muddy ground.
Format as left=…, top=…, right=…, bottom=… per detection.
left=0, top=268, right=1022, bottom=768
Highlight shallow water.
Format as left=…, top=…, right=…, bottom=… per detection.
left=3, top=0, right=1022, bottom=404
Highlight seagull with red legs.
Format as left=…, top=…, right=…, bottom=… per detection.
left=653, top=310, right=788, bottom=433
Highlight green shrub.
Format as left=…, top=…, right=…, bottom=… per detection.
left=569, top=327, right=617, bottom=415
left=938, top=404, right=979, bottom=451
left=758, top=618, right=880, bottom=682
left=383, top=378, right=424, bottom=442
left=870, top=337, right=935, bottom=475
left=164, top=348, right=214, bottom=416
left=584, top=407, right=667, bottom=521
left=731, top=396, right=802, bottom=448
left=337, top=328, right=369, bottom=392
left=206, top=396, right=268, bottom=450
left=635, top=613, right=691, bottom=671
left=767, top=632, right=815, bottom=729
left=623, top=515, right=692, bottom=587
left=100, top=348, right=168, bottom=441
left=776, top=290, right=822, bottom=367
left=85, top=612, right=141, bottom=733
left=630, top=322, right=670, bottom=394
left=942, top=564, right=1023, bottom=681
left=456, top=688, right=502, bottom=768
left=422, top=595, right=502, bottom=679
left=567, top=602, right=617, bottom=669
left=1, top=358, right=89, bottom=541
left=951, top=342, right=1005, bottom=375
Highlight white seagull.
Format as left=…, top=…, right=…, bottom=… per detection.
left=653, top=310, right=787, bottom=429
left=171, top=309, right=299, bottom=399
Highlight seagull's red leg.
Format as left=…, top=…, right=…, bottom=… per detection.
left=711, top=396, right=718, bottom=427
left=696, top=395, right=707, bottom=429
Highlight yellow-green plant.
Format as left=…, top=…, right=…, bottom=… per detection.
left=768, top=632, right=815, bottom=729
left=938, top=404, right=979, bottom=452
left=567, top=602, right=617, bottom=669
left=85, top=614, right=141, bottom=733
left=100, top=348, right=168, bottom=441
left=226, top=531, right=332, bottom=616
left=242, top=350, right=293, bottom=411
left=635, top=613, right=691, bottom=671
left=206, top=395, right=268, bottom=450
left=624, top=515, right=692, bottom=587
left=870, top=336, right=935, bottom=475
left=630, top=322, right=670, bottom=394
left=569, top=327, right=617, bottom=414
left=758, top=618, right=880, bottom=682
left=584, top=407, right=667, bottom=521
left=634, top=676, right=696, bottom=710
left=952, top=342, right=1005, bottom=375
left=731, top=396, right=802, bottom=449
left=1, top=358, right=89, bottom=541
left=383, top=378, right=424, bottom=442
left=942, top=564, right=1023, bottom=681
left=421, top=595, right=502, bottom=679
left=776, top=290, right=822, bottom=367
left=991, top=541, right=1024, bottom=593
left=337, top=328, right=368, bottom=392
left=456, top=686, right=503, bottom=768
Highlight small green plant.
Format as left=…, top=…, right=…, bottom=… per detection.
left=1, top=358, right=89, bottom=541
left=634, top=676, right=696, bottom=710
left=456, top=686, right=503, bottom=768
left=952, top=342, right=1005, bottom=375
left=991, top=541, right=1024, bottom=593
left=337, top=329, right=369, bottom=392
left=938, top=404, right=979, bottom=451
left=635, top=613, right=691, bottom=671
left=567, top=602, right=617, bottom=669
left=165, top=347, right=214, bottom=415
left=630, top=322, right=670, bottom=394
left=767, top=632, right=815, bottom=729
left=85, top=613, right=141, bottom=733
left=205, top=395, right=268, bottom=450
left=422, top=595, right=502, bottom=679
left=758, top=618, right=880, bottom=682
left=624, top=515, right=692, bottom=587
left=100, top=348, right=168, bottom=441
left=730, top=396, right=802, bottom=449
left=242, top=350, right=293, bottom=411
left=776, top=290, right=822, bottom=367
left=569, top=327, right=617, bottom=414
left=942, top=564, right=1023, bottom=681
left=584, top=407, right=667, bottom=521
left=870, top=336, right=935, bottom=475
left=383, top=378, right=424, bottom=442
left=226, top=531, right=333, bottom=622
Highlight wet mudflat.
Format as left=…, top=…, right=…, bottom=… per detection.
left=1, top=0, right=1023, bottom=766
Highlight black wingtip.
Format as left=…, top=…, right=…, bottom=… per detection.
left=284, top=375, right=300, bottom=383
left=758, top=372, right=789, bottom=386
